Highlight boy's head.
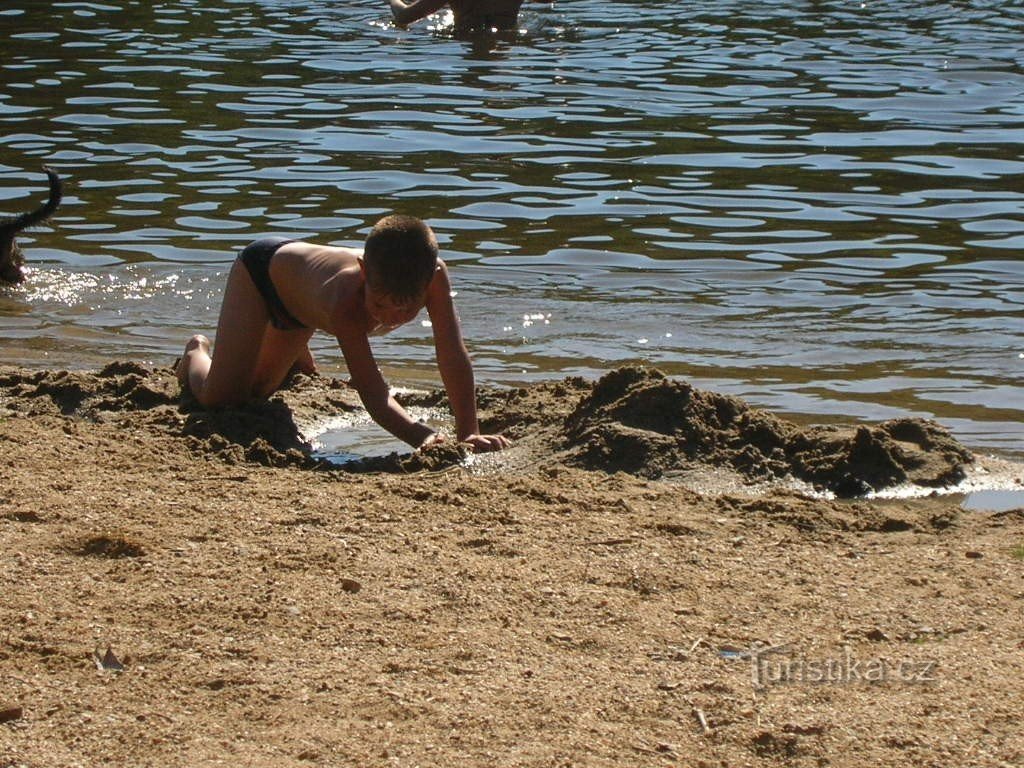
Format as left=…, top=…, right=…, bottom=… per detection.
left=362, top=215, right=438, bottom=303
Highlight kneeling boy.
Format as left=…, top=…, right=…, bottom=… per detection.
left=177, top=215, right=509, bottom=452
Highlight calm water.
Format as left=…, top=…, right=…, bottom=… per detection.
left=1, top=0, right=1023, bottom=456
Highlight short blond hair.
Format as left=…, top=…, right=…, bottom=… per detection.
left=363, top=215, right=438, bottom=301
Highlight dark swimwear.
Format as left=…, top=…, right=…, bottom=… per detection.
left=238, top=237, right=307, bottom=331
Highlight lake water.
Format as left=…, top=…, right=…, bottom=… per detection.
left=2, top=0, right=1023, bottom=457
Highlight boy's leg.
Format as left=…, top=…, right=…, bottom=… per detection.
left=295, top=343, right=317, bottom=375
left=251, top=326, right=317, bottom=398
left=180, top=260, right=270, bottom=406
left=177, top=333, right=212, bottom=388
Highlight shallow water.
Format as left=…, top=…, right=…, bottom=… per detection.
left=306, top=402, right=451, bottom=463
left=2, top=0, right=1023, bottom=456
left=961, top=487, right=1024, bottom=512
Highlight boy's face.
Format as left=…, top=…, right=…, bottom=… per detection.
left=364, top=284, right=427, bottom=327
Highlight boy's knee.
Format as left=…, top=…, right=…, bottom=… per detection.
left=194, top=386, right=245, bottom=409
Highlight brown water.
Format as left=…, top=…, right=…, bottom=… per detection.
left=1, top=0, right=1023, bottom=455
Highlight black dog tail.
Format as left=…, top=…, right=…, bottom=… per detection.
left=9, top=167, right=63, bottom=232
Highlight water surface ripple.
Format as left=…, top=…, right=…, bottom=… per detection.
left=2, top=0, right=1022, bottom=454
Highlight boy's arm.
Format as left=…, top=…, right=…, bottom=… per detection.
left=388, top=0, right=448, bottom=26
left=336, top=326, right=435, bottom=448
left=426, top=261, right=510, bottom=452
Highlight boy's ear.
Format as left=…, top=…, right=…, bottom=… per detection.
left=357, top=256, right=367, bottom=276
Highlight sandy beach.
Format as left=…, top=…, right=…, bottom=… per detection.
left=1, top=363, right=1022, bottom=767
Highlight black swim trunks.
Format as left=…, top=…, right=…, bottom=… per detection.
left=238, top=237, right=307, bottom=331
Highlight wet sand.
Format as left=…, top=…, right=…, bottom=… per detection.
left=1, top=363, right=1022, bottom=767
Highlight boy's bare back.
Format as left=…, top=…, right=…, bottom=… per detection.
left=269, top=241, right=441, bottom=340
left=268, top=243, right=365, bottom=336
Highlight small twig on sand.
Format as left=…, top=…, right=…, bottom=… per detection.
left=631, top=744, right=663, bottom=757
left=694, top=707, right=712, bottom=736
left=584, top=537, right=637, bottom=546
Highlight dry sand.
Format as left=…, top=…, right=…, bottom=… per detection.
left=1, top=363, right=1022, bottom=767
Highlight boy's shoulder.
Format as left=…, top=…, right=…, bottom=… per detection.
left=284, top=241, right=362, bottom=260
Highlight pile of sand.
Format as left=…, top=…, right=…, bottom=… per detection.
left=558, top=367, right=973, bottom=495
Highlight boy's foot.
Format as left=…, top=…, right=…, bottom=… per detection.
left=176, top=334, right=211, bottom=388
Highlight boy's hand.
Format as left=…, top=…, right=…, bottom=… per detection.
left=461, top=434, right=511, bottom=453
left=415, top=432, right=511, bottom=453
left=417, top=431, right=442, bottom=450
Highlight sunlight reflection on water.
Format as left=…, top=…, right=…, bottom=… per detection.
left=1, top=0, right=1022, bottom=456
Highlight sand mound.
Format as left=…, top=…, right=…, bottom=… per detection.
left=561, top=367, right=973, bottom=495
left=0, top=361, right=177, bottom=414
left=0, top=363, right=319, bottom=469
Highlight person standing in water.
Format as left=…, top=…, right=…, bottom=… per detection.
left=388, top=0, right=535, bottom=33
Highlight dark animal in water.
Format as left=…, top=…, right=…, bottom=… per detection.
left=0, top=167, right=63, bottom=285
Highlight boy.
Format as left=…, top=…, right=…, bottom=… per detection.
left=177, top=215, right=510, bottom=453
left=388, top=0, right=529, bottom=33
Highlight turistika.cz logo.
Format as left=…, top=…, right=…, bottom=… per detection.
left=749, top=645, right=938, bottom=686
